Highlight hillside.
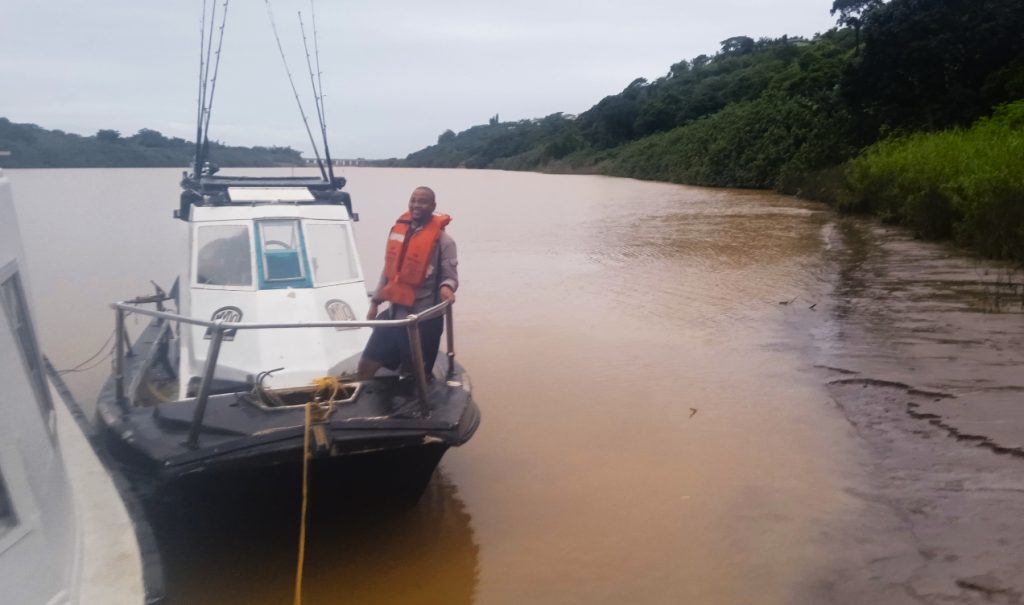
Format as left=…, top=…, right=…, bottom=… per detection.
left=402, top=0, right=1024, bottom=260
left=0, top=119, right=303, bottom=168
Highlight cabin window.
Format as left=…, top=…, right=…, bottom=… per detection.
left=0, top=468, right=17, bottom=539
left=0, top=271, right=54, bottom=422
left=305, top=223, right=360, bottom=284
left=196, top=225, right=253, bottom=286
left=258, top=220, right=309, bottom=284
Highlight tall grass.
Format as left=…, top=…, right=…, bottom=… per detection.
left=844, top=100, right=1024, bottom=262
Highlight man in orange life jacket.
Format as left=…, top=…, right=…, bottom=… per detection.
left=358, top=186, right=457, bottom=380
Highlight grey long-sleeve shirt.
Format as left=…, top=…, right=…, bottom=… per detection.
left=376, top=228, right=458, bottom=318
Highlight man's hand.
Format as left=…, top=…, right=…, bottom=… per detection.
left=367, top=300, right=379, bottom=320
left=439, top=285, right=456, bottom=303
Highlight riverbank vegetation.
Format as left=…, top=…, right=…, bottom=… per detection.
left=404, top=0, right=1024, bottom=261
left=0, top=119, right=302, bottom=168
left=844, top=101, right=1024, bottom=261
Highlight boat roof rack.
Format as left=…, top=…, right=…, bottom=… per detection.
left=183, top=174, right=347, bottom=193
left=176, top=172, right=355, bottom=221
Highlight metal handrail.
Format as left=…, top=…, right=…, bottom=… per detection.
left=110, top=299, right=454, bottom=449
left=110, top=300, right=451, bottom=330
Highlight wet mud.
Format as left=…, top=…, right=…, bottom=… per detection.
left=819, top=219, right=1024, bottom=455
left=790, top=219, right=1024, bottom=603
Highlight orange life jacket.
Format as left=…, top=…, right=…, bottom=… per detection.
left=377, top=212, right=451, bottom=307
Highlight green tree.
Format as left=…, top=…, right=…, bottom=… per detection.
left=668, top=60, right=691, bottom=77
left=720, top=36, right=755, bottom=55
left=131, top=128, right=169, bottom=147
left=844, top=0, right=1024, bottom=134
left=830, top=0, right=883, bottom=54
left=95, top=129, right=121, bottom=142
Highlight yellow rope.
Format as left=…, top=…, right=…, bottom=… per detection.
left=310, top=376, right=343, bottom=413
left=294, top=400, right=312, bottom=605
left=293, top=375, right=346, bottom=605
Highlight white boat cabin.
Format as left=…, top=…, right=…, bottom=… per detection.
left=180, top=186, right=371, bottom=394
left=1, top=169, right=147, bottom=603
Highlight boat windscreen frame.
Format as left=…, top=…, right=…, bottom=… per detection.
left=254, top=218, right=314, bottom=290
left=302, top=219, right=365, bottom=287
left=191, top=221, right=258, bottom=291
left=0, top=260, right=56, bottom=438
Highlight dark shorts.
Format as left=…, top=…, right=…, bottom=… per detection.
left=363, top=314, right=445, bottom=374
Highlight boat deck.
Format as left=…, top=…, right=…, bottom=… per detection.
left=96, top=317, right=479, bottom=489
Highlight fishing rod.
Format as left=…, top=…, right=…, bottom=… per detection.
left=200, top=0, right=231, bottom=168
left=299, top=9, right=335, bottom=180
left=265, top=0, right=329, bottom=181
left=192, top=0, right=210, bottom=178
left=192, top=0, right=230, bottom=178
left=201, top=0, right=217, bottom=127
left=304, top=1, right=336, bottom=181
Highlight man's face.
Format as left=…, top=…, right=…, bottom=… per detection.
left=408, top=189, right=436, bottom=223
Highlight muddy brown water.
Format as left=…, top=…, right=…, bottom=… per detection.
left=7, top=167, right=1021, bottom=603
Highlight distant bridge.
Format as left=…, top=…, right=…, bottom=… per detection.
left=305, top=158, right=367, bottom=167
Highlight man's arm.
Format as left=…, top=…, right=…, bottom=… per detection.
left=368, top=271, right=387, bottom=320
left=438, top=233, right=458, bottom=302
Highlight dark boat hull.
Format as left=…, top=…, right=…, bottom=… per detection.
left=145, top=442, right=450, bottom=511
left=97, top=318, right=480, bottom=506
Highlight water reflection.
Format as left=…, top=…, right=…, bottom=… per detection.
left=156, top=471, right=478, bottom=605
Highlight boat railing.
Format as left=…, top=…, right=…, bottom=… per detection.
left=111, top=299, right=455, bottom=448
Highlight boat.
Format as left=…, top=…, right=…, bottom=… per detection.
left=95, top=174, right=479, bottom=503
left=0, top=167, right=160, bottom=603
left=94, top=6, right=479, bottom=505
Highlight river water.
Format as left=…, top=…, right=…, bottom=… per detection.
left=7, top=167, right=1021, bottom=603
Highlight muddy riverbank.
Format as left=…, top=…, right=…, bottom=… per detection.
left=787, top=218, right=1024, bottom=603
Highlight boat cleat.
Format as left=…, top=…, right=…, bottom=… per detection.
left=310, top=423, right=330, bottom=455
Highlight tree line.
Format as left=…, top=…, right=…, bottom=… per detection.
left=403, top=0, right=1024, bottom=261
left=0, top=119, right=303, bottom=168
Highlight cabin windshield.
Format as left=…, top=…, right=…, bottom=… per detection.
left=256, top=219, right=311, bottom=288
left=196, top=225, right=253, bottom=287
left=305, top=223, right=360, bottom=284
left=195, top=219, right=359, bottom=290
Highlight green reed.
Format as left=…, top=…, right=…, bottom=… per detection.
left=844, top=100, right=1024, bottom=262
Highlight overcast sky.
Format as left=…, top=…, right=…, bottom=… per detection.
left=1, top=1, right=838, bottom=159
